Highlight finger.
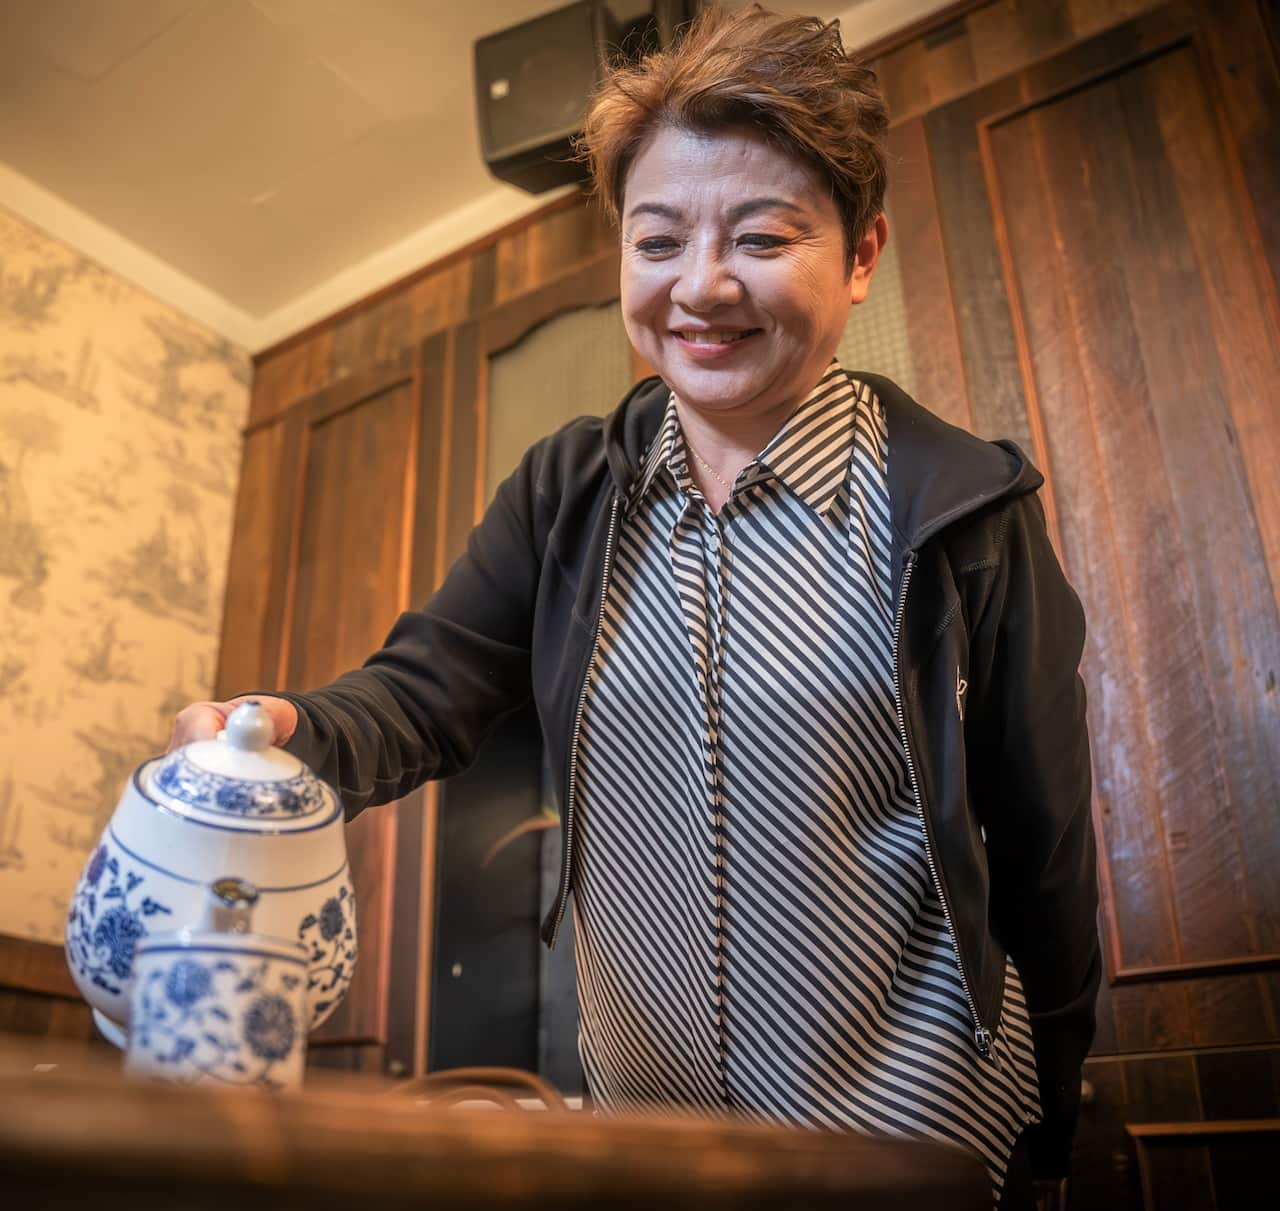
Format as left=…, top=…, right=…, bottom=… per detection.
left=166, top=702, right=229, bottom=753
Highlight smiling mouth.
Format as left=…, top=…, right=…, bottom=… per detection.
left=674, top=329, right=760, bottom=344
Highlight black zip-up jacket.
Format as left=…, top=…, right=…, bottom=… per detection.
left=274, top=373, right=1100, bottom=1178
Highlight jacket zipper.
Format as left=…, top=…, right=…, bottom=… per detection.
left=549, top=491, right=621, bottom=949
left=892, top=550, right=993, bottom=1058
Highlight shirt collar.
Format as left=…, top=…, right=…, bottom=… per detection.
left=628, top=361, right=860, bottom=519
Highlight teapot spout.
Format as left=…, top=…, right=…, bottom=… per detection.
left=199, top=877, right=260, bottom=933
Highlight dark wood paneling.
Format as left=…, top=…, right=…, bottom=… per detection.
left=215, top=411, right=308, bottom=700
left=444, top=321, right=481, bottom=555
left=0, top=936, right=103, bottom=1046
left=885, top=118, right=972, bottom=431
left=0, top=935, right=76, bottom=999
left=979, top=20, right=1280, bottom=1063
left=1195, top=1049, right=1280, bottom=1119
left=871, top=0, right=1164, bottom=124
left=925, top=77, right=1033, bottom=450
left=283, top=372, right=417, bottom=1050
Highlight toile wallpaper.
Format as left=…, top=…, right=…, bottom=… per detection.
left=0, top=206, right=250, bottom=944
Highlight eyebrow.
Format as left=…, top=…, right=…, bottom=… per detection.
left=626, top=197, right=806, bottom=223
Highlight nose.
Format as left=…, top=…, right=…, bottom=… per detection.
left=669, top=241, right=743, bottom=312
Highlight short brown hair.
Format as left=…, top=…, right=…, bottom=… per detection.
left=579, top=4, right=889, bottom=270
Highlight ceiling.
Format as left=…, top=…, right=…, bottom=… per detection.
left=0, top=0, right=948, bottom=350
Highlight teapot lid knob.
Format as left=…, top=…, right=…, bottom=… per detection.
left=224, top=701, right=274, bottom=753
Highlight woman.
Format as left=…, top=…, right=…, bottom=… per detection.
left=173, top=8, right=1098, bottom=1207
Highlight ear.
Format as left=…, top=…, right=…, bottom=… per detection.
left=849, top=212, right=889, bottom=304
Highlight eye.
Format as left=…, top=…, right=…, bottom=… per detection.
left=634, top=237, right=680, bottom=257
left=737, top=233, right=787, bottom=251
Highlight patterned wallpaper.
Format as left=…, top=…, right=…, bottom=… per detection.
left=0, top=207, right=250, bottom=944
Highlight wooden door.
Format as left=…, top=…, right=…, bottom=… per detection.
left=875, top=2, right=1280, bottom=1205
left=424, top=253, right=626, bottom=1078
left=216, top=350, right=432, bottom=1072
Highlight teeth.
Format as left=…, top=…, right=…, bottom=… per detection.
left=680, top=330, right=753, bottom=344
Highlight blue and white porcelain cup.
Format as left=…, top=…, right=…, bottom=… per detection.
left=125, top=883, right=309, bottom=1092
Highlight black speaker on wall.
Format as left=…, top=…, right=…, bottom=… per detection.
left=474, top=1, right=701, bottom=195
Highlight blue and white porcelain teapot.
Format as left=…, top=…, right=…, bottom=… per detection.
left=64, top=701, right=356, bottom=1047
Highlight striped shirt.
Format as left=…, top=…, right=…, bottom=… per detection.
left=572, top=363, right=1041, bottom=1203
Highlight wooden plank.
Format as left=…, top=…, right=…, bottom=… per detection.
left=252, top=190, right=588, bottom=364
left=443, top=322, right=481, bottom=569
left=0, top=990, right=98, bottom=1043
left=1097, top=46, right=1280, bottom=969
left=247, top=330, right=333, bottom=428
left=467, top=245, right=497, bottom=317
left=853, top=0, right=988, bottom=61
left=876, top=0, right=1169, bottom=124
left=1158, top=30, right=1280, bottom=642
left=214, top=420, right=288, bottom=699
left=0, top=935, right=77, bottom=999
left=875, top=35, right=934, bottom=120
left=965, top=0, right=1072, bottom=83
left=284, top=381, right=417, bottom=1052
left=1195, top=1049, right=1280, bottom=1119
left=483, top=254, right=620, bottom=357
left=1129, top=1118, right=1280, bottom=1137
left=1193, top=0, right=1280, bottom=331
left=407, top=257, right=472, bottom=340
left=982, top=73, right=1186, bottom=986
left=885, top=118, right=972, bottom=431
left=924, top=76, right=1034, bottom=447
left=1123, top=1054, right=1203, bottom=1122
left=1070, top=1058, right=1134, bottom=1210
left=988, top=49, right=1279, bottom=1053
left=1131, top=1136, right=1215, bottom=1210
left=1109, top=974, right=1280, bottom=1052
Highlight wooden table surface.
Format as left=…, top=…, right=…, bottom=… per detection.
left=0, top=1034, right=991, bottom=1209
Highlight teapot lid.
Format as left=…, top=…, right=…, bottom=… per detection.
left=142, top=701, right=340, bottom=833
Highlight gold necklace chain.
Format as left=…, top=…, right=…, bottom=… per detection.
left=683, top=432, right=732, bottom=489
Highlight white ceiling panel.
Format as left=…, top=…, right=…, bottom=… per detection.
left=3, top=0, right=198, bottom=84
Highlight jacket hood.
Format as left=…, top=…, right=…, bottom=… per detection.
left=603, top=372, right=1044, bottom=558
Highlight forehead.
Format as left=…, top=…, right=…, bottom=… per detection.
left=623, top=124, right=830, bottom=219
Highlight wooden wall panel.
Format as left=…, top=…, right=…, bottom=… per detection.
left=279, top=369, right=418, bottom=1052
left=924, top=77, right=1033, bottom=450
left=251, top=195, right=613, bottom=430
left=885, top=119, right=972, bottom=432
left=982, top=31, right=1280, bottom=1028
left=214, top=418, right=302, bottom=699
left=870, top=0, right=1163, bottom=123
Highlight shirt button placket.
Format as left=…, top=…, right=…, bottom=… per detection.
left=705, top=512, right=731, bottom=1102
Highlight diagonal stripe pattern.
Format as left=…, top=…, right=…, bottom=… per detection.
left=574, top=364, right=1041, bottom=1204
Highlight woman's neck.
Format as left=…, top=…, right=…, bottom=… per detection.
left=675, top=396, right=797, bottom=509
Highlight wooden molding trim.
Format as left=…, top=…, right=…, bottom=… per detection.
left=244, top=347, right=416, bottom=437
left=479, top=251, right=622, bottom=359
left=1110, top=952, right=1280, bottom=985
left=252, top=191, right=592, bottom=366
left=0, top=934, right=79, bottom=1000
left=1128, top=1118, right=1280, bottom=1210
left=857, top=0, right=991, bottom=63
left=1127, top=1119, right=1280, bottom=1139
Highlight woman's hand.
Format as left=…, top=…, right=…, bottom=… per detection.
left=166, top=696, right=299, bottom=753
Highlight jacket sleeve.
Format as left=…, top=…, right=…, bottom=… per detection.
left=967, top=491, right=1102, bottom=1179
left=260, top=437, right=549, bottom=819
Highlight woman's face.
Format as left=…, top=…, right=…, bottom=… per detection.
left=620, top=124, right=882, bottom=425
